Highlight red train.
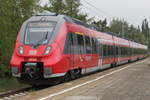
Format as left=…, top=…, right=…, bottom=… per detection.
left=10, top=11, right=148, bottom=85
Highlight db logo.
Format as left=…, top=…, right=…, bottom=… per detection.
left=29, top=50, right=37, bottom=55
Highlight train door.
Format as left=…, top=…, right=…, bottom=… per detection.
left=118, top=46, right=121, bottom=62
left=76, top=34, right=86, bottom=68
left=98, top=39, right=103, bottom=67
left=112, top=37, right=116, bottom=63
left=69, top=33, right=81, bottom=69
left=84, top=35, right=93, bottom=67
left=90, top=37, right=98, bottom=67
left=114, top=46, right=118, bottom=62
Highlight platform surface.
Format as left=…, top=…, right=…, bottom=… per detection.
left=15, top=58, right=150, bottom=100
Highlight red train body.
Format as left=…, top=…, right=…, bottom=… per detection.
left=10, top=11, right=148, bottom=85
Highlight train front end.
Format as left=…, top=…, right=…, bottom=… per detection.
left=10, top=12, right=67, bottom=85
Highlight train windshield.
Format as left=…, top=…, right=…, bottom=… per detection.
left=25, top=22, right=56, bottom=45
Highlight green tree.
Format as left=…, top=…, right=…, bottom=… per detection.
left=44, top=0, right=66, bottom=14
left=91, top=19, right=108, bottom=32
left=109, top=19, right=121, bottom=35
left=141, top=19, right=150, bottom=48
left=0, top=0, right=40, bottom=77
left=44, top=0, right=88, bottom=22
left=109, top=18, right=147, bottom=45
left=142, top=19, right=149, bottom=38
left=110, top=19, right=129, bottom=38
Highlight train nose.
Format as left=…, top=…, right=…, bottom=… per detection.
left=21, top=62, right=52, bottom=79
left=22, top=62, right=43, bottom=79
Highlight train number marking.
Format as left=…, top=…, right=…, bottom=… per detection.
left=29, top=50, right=37, bottom=55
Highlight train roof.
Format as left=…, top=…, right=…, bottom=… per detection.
left=30, top=11, right=147, bottom=49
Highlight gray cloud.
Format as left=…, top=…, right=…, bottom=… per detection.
left=81, top=0, right=149, bottom=26
left=41, top=0, right=149, bottom=26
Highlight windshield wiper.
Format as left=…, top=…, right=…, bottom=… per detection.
left=45, top=31, right=48, bottom=40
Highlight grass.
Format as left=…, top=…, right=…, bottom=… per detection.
left=0, top=78, right=26, bottom=93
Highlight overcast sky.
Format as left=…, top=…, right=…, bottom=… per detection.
left=41, top=0, right=149, bottom=26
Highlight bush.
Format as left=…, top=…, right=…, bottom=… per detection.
left=0, top=64, right=11, bottom=78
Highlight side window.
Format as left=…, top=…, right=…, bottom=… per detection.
left=103, top=45, right=108, bottom=57
left=84, top=36, right=92, bottom=54
left=71, top=34, right=78, bottom=54
left=98, top=41, right=101, bottom=57
left=115, top=46, right=118, bottom=56
left=91, top=37, right=98, bottom=54
left=132, top=48, right=134, bottom=55
left=126, top=47, right=127, bottom=55
left=121, top=47, right=124, bottom=56
left=127, top=47, right=129, bottom=55
left=63, top=33, right=71, bottom=54
left=107, top=45, right=113, bottom=57
left=63, top=33, right=78, bottom=54
left=77, top=34, right=85, bottom=54
left=118, top=46, right=121, bottom=56
left=123, top=47, right=125, bottom=56
left=108, top=45, right=111, bottom=56
left=110, top=46, right=114, bottom=56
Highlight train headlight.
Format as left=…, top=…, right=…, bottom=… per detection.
left=19, top=46, right=24, bottom=54
left=44, top=46, right=51, bottom=55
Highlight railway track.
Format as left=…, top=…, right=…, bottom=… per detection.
left=0, top=85, right=53, bottom=100
left=0, top=83, right=61, bottom=100
left=0, top=86, right=32, bottom=100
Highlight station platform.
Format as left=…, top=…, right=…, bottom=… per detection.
left=16, top=58, right=150, bottom=100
